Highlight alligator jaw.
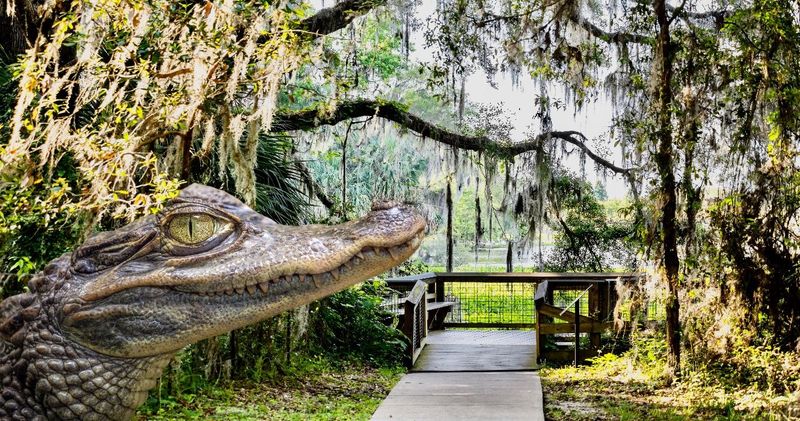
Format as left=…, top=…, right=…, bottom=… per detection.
left=182, top=229, right=424, bottom=298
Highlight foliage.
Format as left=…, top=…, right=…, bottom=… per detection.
left=0, top=0, right=310, bottom=269
left=308, top=281, right=407, bottom=366
left=545, top=172, right=637, bottom=272
left=139, top=359, right=403, bottom=420
left=0, top=0, right=316, bottom=283
left=541, top=330, right=800, bottom=420
left=306, top=127, right=429, bottom=218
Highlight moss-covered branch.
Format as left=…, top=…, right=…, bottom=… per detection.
left=273, top=99, right=633, bottom=175
left=297, top=0, right=386, bottom=38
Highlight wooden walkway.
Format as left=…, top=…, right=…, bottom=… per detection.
left=371, top=330, right=544, bottom=421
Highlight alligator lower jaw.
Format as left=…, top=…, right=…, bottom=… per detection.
left=189, top=230, right=425, bottom=297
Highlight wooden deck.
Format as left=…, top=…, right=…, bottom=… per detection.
left=414, top=330, right=537, bottom=372
left=371, top=330, right=544, bottom=421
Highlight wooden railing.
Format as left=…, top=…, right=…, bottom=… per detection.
left=387, top=272, right=645, bottom=365
left=401, top=280, right=429, bottom=366
left=533, top=276, right=642, bottom=364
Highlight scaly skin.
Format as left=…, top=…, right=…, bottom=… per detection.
left=0, top=184, right=425, bottom=420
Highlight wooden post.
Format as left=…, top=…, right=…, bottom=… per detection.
left=589, top=282, right=601, bottom=350
left=446, top=181, right=454, bottom=272
left=506, top=241, right=513, bottom=272
left=574, top=299, right=580, bottom=367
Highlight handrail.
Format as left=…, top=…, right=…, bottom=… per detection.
left=401, top=280, right=428, bottom=366
left=388, top=272, right=641, bottom=284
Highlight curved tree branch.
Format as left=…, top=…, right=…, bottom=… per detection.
left=296, top=0, right=386, bottom=39
left=273, top=99, right=634, bottom=175
left=571, top=18, right=652, bottom=45
left=294, top=160, right=335, bottom=210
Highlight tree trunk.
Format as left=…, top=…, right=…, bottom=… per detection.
left=458, top=76, right=466, bottom=122
left=654, top=0, right=681, bottom=376
left=446, top=180, right=454, bottom=272
left=341, top=122, right=352, bottom=220
left=229, top=330, right=239, bottom=377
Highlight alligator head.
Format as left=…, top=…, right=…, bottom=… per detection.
left=0, top=184, right=425, bottom=420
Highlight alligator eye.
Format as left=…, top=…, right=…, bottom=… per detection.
left=168, top=214, right=216, bottom=244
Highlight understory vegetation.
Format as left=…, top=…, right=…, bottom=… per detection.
left=542, top=331, right=800, bottom=420
left=138, top=360, right=403, bottom=420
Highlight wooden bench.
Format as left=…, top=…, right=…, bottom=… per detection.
left=385, top=273, right=456, bottom=332
left=396, top=281, right=455, bottom=366
left=397, top=299, right=455, bottom=330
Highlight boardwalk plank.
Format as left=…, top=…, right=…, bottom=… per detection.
left=413, top=344, right=537, bottom=371
left=371, top=330, right=544, bottom=421
left=371, top=372, right=544, bottom=421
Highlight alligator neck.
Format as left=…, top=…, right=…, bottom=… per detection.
left=1, top=322, right=172, bottom=420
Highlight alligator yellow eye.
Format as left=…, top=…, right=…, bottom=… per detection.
left=168, top=214, right=216, bottom=244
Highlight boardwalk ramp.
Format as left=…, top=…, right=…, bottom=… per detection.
left=371, top=330, right=544, bottom=421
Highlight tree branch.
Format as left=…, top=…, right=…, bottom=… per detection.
left=572, top=18, right=652, bottom=45
left=666, top=4, right=735, bottom=21
left=296, top=0, right=386, bottom=38
left=294, top=160, right=335, bottom=211
left=273, top=99, right=634, bottom=175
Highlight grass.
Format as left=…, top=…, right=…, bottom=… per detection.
left=540, top=340, right=800, bottom=420
left=136, top=363, right=404, bottom=420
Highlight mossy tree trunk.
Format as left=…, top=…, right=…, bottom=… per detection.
left=653, top=0, right=681, bottom=375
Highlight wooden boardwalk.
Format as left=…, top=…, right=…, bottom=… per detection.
left=371, top=330, right=544, bottom=421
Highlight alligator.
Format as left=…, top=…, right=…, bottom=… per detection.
left=0, top=184, right=425, bottom=420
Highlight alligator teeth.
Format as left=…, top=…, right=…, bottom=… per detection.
left=292, top=274, right=301, bottom=283
left=312, top=274, right=323, bottom=288
left=235, top=287, right=245, bottom=294
left=224, top=288, right=234, bottom=295
left=258, top=283, right=269, bottom=293
left=331, top=268, right=341, bottom=281
left=343, top=260, right=352, bottom=269
left=246, top=285, right=256, bottom=295
left=356, top=251, right=365, bottom=259
left=387, top=247, right=400, bottom=259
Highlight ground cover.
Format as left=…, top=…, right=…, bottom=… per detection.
left=136, top=363, right=404, bottom=420
left=541, top=339, right=800, bottom=420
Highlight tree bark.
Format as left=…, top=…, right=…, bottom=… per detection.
left=1, top=0, right=57, bottom=58
left=654, top=0, right=681, bottom=376
left=296, top=0, right=386, bottom=38
left=274, top=100, right=632, bottom=175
